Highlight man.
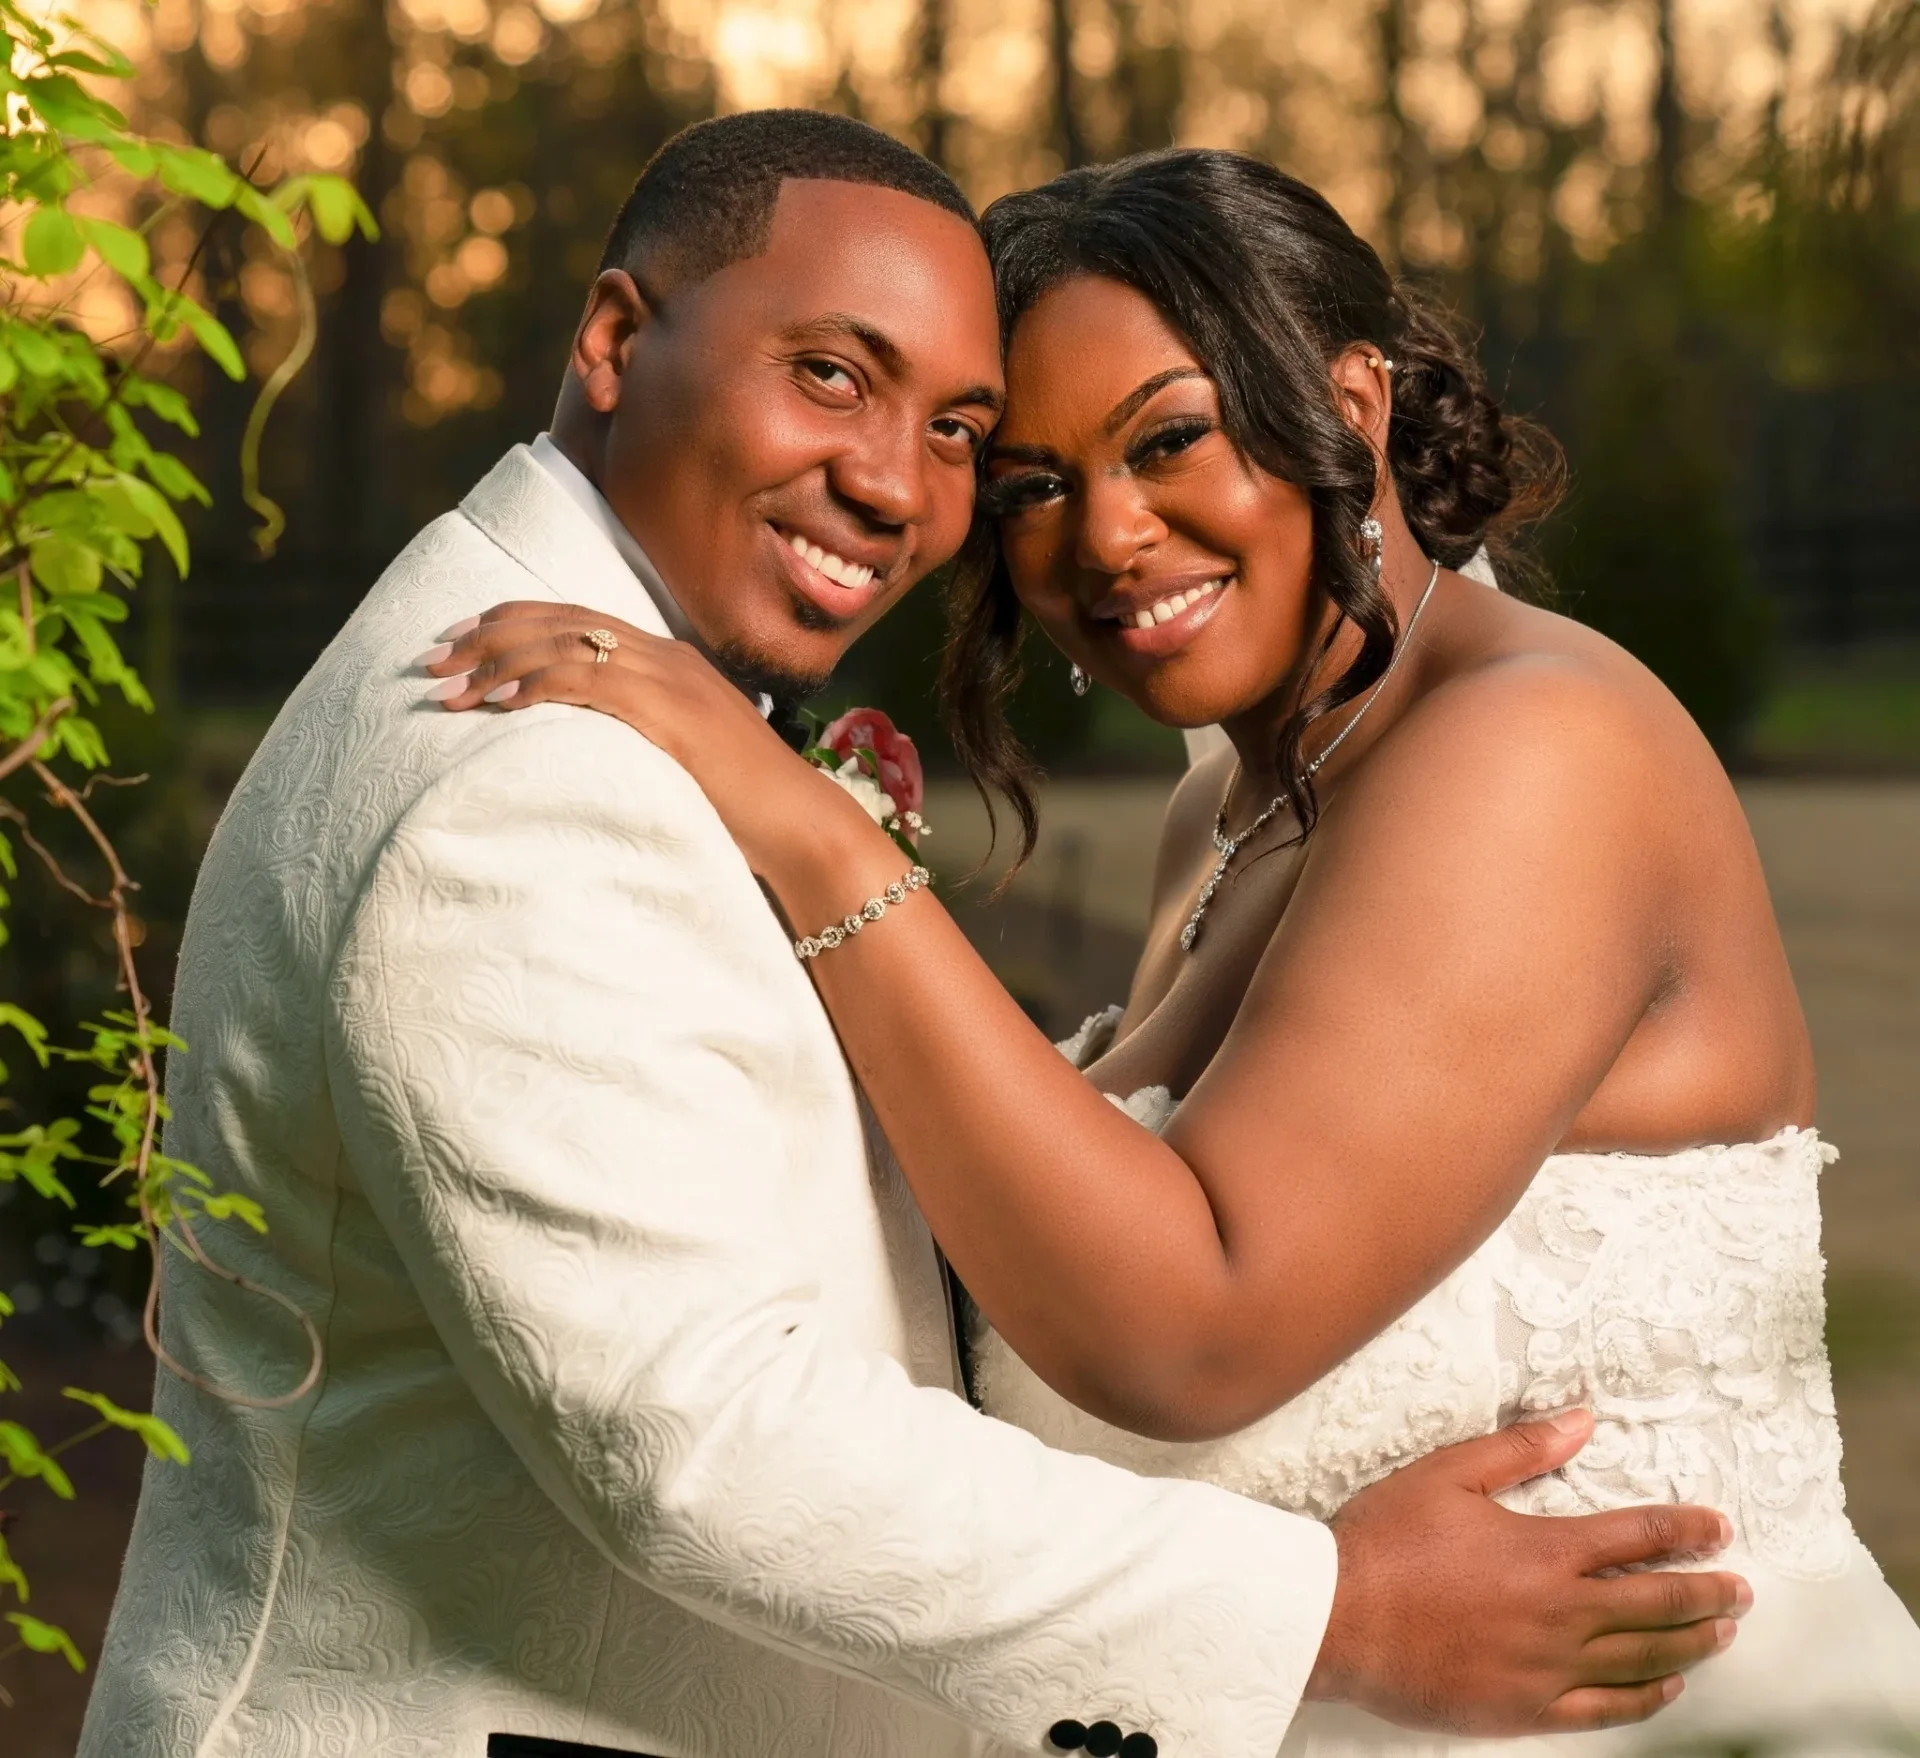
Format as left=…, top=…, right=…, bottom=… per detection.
left=81, top=111, right=1744, bottom=1758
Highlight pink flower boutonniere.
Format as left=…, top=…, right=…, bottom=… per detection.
left=805, top=707, right=931, bottom=860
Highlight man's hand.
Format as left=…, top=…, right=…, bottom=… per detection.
left=1306, top=1411, right=1751, bottom=1733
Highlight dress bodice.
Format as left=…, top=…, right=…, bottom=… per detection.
left=970, top=1008, right=1856, bottom=1583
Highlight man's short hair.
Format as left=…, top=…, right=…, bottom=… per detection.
left=599, top=109, right=977, bottom=292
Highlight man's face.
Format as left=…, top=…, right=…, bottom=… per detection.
left=571, top=179, right=1003, bottom=695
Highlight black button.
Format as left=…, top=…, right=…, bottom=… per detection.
left=1085, top=1724, right=1123, bottom=1758
left=1047, top=1722, right=1089, bottom=1752
left=1119, top=1737, right=1159, bottom=1758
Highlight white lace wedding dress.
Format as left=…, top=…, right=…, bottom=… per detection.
left=971, top=1007, right=1920, bottom=1754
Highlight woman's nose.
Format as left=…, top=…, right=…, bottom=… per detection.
left=1074, top=477, right=1162, bottom=574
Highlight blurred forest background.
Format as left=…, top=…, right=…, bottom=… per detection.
left=2, top=0, right=1918, bottom=1742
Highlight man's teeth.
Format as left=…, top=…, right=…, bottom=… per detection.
left=1129, top=577, right=1224, bottom=630
left=785, top=530, right=875, bottom=590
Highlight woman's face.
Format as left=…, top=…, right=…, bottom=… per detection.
left=986, top=273, right=1320, bottom=729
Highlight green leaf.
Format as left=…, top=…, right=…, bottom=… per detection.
left=300, top=174, right=379, bottom=246
left=5, top=1612, right=85, bottom=1672
left=75, top=1223, right=144, bottom=1251
left=232, top=183, right=297, bottom=251
left=153, top=143, right=242, bottom=209
left=21, top=206, right=84, bottom=277
left=9, top=326, right=61, bottom=377
left=28, top=535, right=103, bottom=597
left=201, top=1191, right=267, bottom=1233
left=104, top=138, right=157, bottom=178
left=0, top=1005, right=50, bottom=1070
left=174, top=298, right=244, bottom=381
left=22, top=73, right=126, bottom=144
left=111, top=474, right=189, bottom=573
left=123, top=377, right=198, bottom=436
left=62, top=1390, right=190, bottom=1465
left=0, top=1532, right=28, bottom=1604
left=47, top=46, right=134, bottom=79
left=0, top=1422, right=76, bottom=1499
left=0, top=345, right=17, bottom=396
left=75, top=214, right=149, bottom=281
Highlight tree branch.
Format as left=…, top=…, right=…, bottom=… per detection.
left=0, top=697, right=71, bottom=787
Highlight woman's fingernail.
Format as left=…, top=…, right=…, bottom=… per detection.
left=426, top=674, right=471, bottom=702
left=1717, top=1513, right=1735, bottom=1549
left=1662, top=1675, right=1685, bottom=1703
left=1714, top=1617, right=1739, bottom=1651
left=439, top=615, right=480, bottom=639
left=1732, top=1578, right=1754, bottom=1615
left=1546, top=1408, right=1590, bottom=1435
left=483, top=680, right=520, bottom=704
left=414, top=644, right=453, bottom=670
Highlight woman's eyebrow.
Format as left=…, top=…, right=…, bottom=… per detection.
left=1102, top=367, right=1209, bottom=435
left=984, top=442, right=1059, bottom=466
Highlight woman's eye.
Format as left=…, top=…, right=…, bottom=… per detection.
left=1135, top=419, right=1213, bottom=465
left=800, top=358, right=857, bottom=394
left=983, top=472, right=1065, bottom=516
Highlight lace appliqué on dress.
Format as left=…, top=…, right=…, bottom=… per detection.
left=977, top=1021, right=1855, bottom=1582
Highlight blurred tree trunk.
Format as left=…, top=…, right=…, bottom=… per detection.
left=1109, top=0, right=1183, bottom=154
left=311, top=0, right=399, bottom=566
left=914, top=0, right=952, bottom=170
left=1050, top=0, right=1087, bottom=168
left=1653, top=0, right=1684, bottom=221
left=1378, top=0, right=1412, bottom=267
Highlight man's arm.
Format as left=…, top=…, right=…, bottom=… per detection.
left=325, top=705, right=1335, bottom=1758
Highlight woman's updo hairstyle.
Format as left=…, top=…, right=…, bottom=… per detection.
left=942, top=148, right=1563, bottom=866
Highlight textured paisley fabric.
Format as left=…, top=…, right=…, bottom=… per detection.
left=77, top=451, right=1337, bottom=1758
left=974, top=1009, right=1920, bottom=1750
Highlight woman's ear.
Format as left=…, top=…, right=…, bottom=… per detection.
left=568, top=271, right=654, bottom=416
left=1329, top=344, right=1393, bottom=462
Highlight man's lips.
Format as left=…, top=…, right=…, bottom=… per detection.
left=769, top=522, right=892, bottom=622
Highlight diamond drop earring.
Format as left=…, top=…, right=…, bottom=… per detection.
left=1069, top=663, right=1091, bottom=697
left=1360, top=516, right=1385, bottom=584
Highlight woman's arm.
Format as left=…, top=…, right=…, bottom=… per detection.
left=427, top=613, right=1673, bottom=1441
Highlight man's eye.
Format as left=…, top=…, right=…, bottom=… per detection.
left=930, top=416, right=981, bottom=451
left=800, top=359, right=857, bottom=393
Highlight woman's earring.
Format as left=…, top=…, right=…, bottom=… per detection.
left=1360, top=516, right=1384, bottom=585
left=1069, top=663, right=1091, bottom=697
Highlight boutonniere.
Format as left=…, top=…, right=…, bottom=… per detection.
left=803, top=707, right=930, bottom=861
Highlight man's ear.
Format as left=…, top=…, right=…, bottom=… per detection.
left=1329, top=344, right=1393, bottom=464
left=569, top=270, right=654, bottom=415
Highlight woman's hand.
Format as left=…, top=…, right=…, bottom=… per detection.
left=416, top=602, right=875, bottom=874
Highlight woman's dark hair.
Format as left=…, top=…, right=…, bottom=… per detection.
left=942, top=148, right=1564, bottom=867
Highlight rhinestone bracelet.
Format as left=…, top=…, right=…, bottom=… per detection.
left=794, top=864, right=932, bottom=961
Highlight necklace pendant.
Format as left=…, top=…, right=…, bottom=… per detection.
left=1180, top=912, right=1203, bottom=952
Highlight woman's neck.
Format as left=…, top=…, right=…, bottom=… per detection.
left=1215, top=525, right=1439, bottom=821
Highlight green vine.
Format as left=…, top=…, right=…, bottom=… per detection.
left=0, top=0, right=372, bottom=1695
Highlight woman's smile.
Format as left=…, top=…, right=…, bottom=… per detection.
left=1089, top=571, right=1231, bottom=659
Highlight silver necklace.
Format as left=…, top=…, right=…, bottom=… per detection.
left=1180, top=559, right=1440, bottom=953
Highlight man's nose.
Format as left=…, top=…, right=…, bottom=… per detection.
left=828, top=414, right=931, bottom=530
left=1075, top=476, right=1163, bottom=574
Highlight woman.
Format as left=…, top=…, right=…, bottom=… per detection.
left=425, top=151, right=1920, bottom=1745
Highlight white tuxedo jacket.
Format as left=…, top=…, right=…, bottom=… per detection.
left=78, top=446, right=1336, bottom=1758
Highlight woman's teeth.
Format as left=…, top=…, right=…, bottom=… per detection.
left=1128, top=577, right=1224, bottom=629
left=785, top=530, right=875, bottom=590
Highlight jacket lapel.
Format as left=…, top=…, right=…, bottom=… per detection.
left=458, top=444, right=673, bottom=642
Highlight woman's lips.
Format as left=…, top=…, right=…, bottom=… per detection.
left=770, top=524, right=885, bottom=622
left=1103, top=576, right=1230, bottom=659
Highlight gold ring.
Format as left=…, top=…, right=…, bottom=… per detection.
left=584, top=628, right=618, bottom=665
